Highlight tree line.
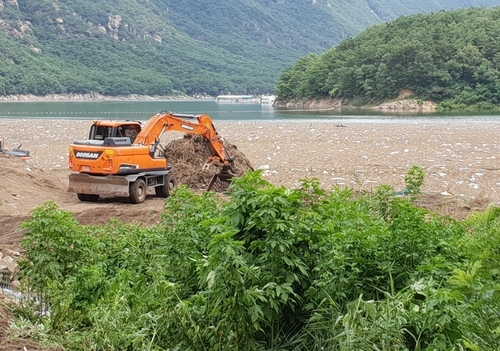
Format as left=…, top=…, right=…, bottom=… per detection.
left=275, top=7, right=500, bottom=110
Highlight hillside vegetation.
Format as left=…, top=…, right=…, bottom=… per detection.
left=0, top=0, right=498, bottom=97
left=276, top=7, right=500, bottom=110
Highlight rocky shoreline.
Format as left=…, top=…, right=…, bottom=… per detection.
left=274, top=96, right=437, bottom=112
left=0, top=92, right=214, bottom=102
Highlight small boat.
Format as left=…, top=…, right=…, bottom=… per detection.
left=215, top=95, right=260, bottom=104
left=260, top=95, right=276, bottom=106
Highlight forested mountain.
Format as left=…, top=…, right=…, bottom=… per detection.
left=275, top=6, right=500, bottom=109
left=0, top=0, right=498, bottom=97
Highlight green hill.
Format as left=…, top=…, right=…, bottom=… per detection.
left=276, top=6, right=500, bottom=109
left=0, top=0, right=498, bottom=97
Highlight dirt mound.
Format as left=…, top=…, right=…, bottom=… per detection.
left=163, top=134, right=254, bottom=189
left=0, top=156, right=71, bottom=215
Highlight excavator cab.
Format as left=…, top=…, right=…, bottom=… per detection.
left=89, top=121, right=142, bottom=141
left=91, top=126, right=111, bottom=140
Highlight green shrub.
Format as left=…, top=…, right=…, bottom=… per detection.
left=15, top=172, right=500, bottom=350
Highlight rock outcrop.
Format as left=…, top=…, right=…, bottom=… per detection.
left=275, top=96, right=437, bottom=111
left=274, top=97, right=343, bottom=110
left=377, top=99, right=437, bottom=111
left=0, top=249, right=20, bottom=291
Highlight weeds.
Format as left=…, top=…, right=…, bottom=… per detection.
left=405, top=165, right=425, bottom=195
left=12, top=170, right=500, bottom=350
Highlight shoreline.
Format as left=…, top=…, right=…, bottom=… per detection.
left=0, top=93, right=214, bottom=103
left=1, top=94, right=437, bottom=113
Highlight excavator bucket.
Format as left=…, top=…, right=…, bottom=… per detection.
left=68, top=173, right=130, bottom=197
left=207, top=172, right=233, bottom=192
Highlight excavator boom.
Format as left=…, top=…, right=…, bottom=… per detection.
left=134, top=111, right=234, bottom=170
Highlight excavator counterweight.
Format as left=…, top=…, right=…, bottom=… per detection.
left=68, top=173, right=131, bottom=198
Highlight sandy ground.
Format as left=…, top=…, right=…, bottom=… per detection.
left=1, top=118, right=500, bottom=217
left=1, top=117, right=500, bottom=350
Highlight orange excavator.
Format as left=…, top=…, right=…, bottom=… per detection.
left=68, top=111, right=235, bottom=203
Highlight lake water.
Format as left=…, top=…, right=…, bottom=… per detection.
left=0, top=100, right=499, bottom=123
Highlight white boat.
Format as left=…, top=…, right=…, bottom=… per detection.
left=260, top=95, right=276, bottom=106
left=215, top=95, right=260, bottom=104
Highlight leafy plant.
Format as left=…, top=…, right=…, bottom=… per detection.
left=405, top=165, right=425, bottom=195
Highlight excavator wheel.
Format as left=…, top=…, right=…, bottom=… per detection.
left=207, top=172, right=233, bottom=193
left=129, top=179, right=147, bottom=204
left=77, top=193, right=100, bottom=202
left=155, top=173, right=178, bottom=198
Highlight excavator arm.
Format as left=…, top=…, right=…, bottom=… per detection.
left=134, top=111, right=234, bottom=172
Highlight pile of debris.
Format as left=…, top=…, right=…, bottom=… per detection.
left=163, top=134, right=254, bottom=190
left=0, top=248, right=20, bottom=297
left=0, top=137, right=30, bottom=160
